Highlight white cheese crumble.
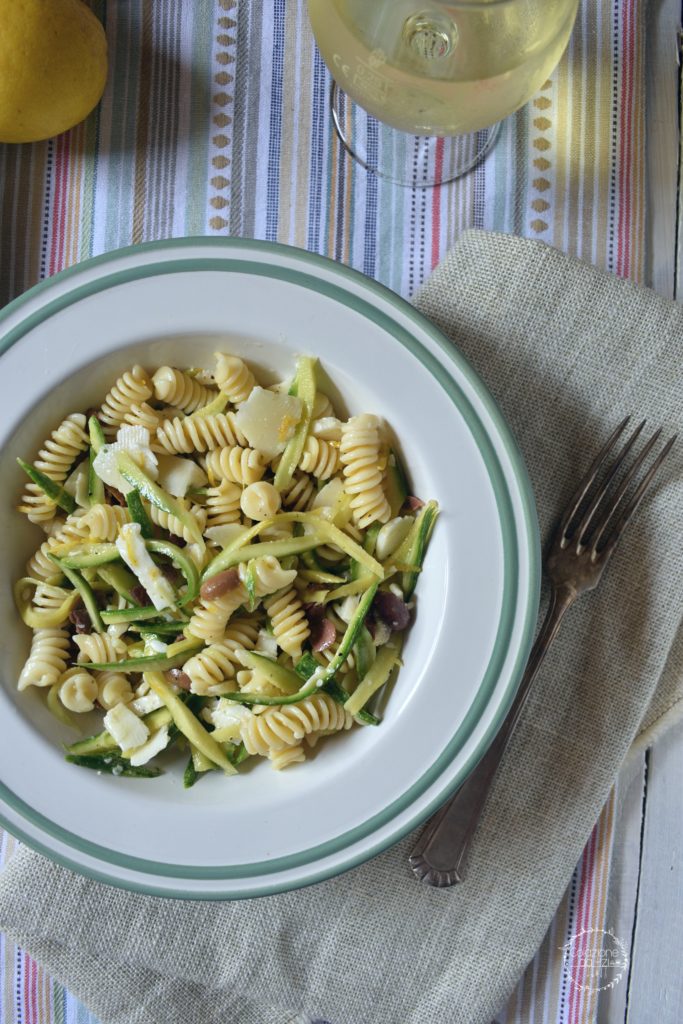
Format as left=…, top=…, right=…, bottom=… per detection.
left=115, top=522, right=176, bottom=611
left=128, top=725, right=170, bottom=766
left=104, top=702, right=149, bottom=751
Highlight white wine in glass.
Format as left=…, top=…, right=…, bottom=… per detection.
left=307, top=0, right=580, bottom=185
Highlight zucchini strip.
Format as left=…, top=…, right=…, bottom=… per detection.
left=344, top=642, right=401, bottom=717
left=16, top=458, right=76, bottom=515
left=85, top=642, right=203, bottom=673
left=204, top=535, right=321, bottom=579
left=202, top=511, right=383, bottom=580
left=126, top=489, right=153, bottom=538
left=144, top=671, right=236, bottom=775
left=237, top=651, right=302, bottom=695
left=388, top=499, right=439, bottom=600
left=66, top=753, right=163, bottom=778
left=273, top=356, right=317, bottom=490
left=48, top=555, right=104, bottom=633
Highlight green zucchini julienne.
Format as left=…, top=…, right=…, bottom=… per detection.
left=220, top=583, right=378, bottom=706
left=146, top=538, right=199, bottom=607
left=243, top=560, right=258, bottom=611
left=84, top=642, right=203, bottom=673
left=115, top=452, right=205, bottom=550
left=100, top=604, right=169, bottom=625
left=390, top=499, right=439, bottom=600
left=87, top=416, right=106, bottom=505
left=273, top=356, right=317, bottom=491
left=47, top=554, right=104, bottom=634
left=16, top=458, right=76, bottom=515
left=237, top=651, right=302, bottom=694
left=88, top=415, right=106, bottom=454
left=65, top=753, right=163, bottom=778
left=183, top=755, right=198, bottom=788
left=344, top=641, right=401, bottom=717
left=59, top=542, right=119, bottom=568
left=353, top=624, right=376, bottom=682
left=187, top=392, right=228, bottom=419
left=202, top=510, right=383, bottom=581
left=144, top=671, right=236, bottom=775
left=126, top=489, right=153, bottom=538
left=384, top=449, right=409, bottom=518
left=208, top=535, right=322, bottom=580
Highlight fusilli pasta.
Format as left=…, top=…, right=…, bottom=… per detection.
left=339, top=413, right=391, bottom=529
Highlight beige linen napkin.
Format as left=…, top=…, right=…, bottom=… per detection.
left=1, top=231, right=681, bottom=1024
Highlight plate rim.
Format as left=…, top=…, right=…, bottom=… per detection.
left=0, top=237, right=541, bottom=898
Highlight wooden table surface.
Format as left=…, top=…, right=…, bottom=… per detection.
left=596, top=1, right=683, bottom=1019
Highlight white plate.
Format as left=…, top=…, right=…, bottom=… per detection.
left=0, top=239, right=540, bottom=899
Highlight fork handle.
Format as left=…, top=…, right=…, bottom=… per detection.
left=409, top=583, right=576, bottom=887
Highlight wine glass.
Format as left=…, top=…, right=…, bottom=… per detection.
left=307, top=0, right=580, bottom=187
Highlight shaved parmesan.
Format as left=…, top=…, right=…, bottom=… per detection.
left=235, top=387, right=302, bottom=459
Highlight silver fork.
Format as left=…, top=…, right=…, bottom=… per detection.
left=409, top=417, right=676, bottom=887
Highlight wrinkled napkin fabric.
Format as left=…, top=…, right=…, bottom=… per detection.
left=1, top=231, right=681, bottom=1024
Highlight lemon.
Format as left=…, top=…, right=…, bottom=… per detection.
left=0, top=0, right=107, bottom=144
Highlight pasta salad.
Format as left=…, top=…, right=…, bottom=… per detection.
left=14, top=353, right=438, bottom=783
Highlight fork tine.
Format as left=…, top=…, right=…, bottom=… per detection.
left=574, top=419, right=646, bottom=548
left=590, top=427, right=664, bottom=551
left=596, top=434, right=676, bottom=557
left=558, top=416, right=631, bottom=539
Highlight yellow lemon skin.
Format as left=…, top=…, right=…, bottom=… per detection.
left=0, top=0, right=107, bottom=144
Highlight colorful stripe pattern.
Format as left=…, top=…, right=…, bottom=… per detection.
left=0, top=0, right=646, bottom=1021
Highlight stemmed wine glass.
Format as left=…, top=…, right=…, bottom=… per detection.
left=307, top=0, right=580, bottom=187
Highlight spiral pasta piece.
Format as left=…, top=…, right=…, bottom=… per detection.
left=18, top=628, right=70, bottom=691
left=263, top=587, right=310, bottom=659
left=204, top=446, right=266, bottom=486
left=187, top=585, right=246, bottom=645
left=205, top=480, right=242, bottom=528
left=58, top=667, right=98, bottom=713
left=183, top=618, right=259, bottom=695
left=99, top=366, right=153, bottom=436
left=280, top=471, right=315, bottom=512
left=19, top=414, right=89, bottom=525
left=74, top=633, right=128, bottom=665
left=147, top=502, right=207, bottom=542
left=95, top=671, right=134, bottom=709
left=213, top=353, right=256, bottom=404
left=156, top=412, right=248, bottom=454
left=299, top=436, right=340, bottom=480
left=82, top=503, right=130, bottom=541
left=152, top=366, right=216, bottom=413
left=268, top=745, right=306, bottom=770
left=30, top=583, right=74, bottom=623
left=241, top=693, right=352, bottom=755
left=240, top=481, right=281, bottom=521
left=339, top=414, right=391, bottom=529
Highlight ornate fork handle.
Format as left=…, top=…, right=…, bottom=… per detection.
left=409, top=583, right=576, bottom=887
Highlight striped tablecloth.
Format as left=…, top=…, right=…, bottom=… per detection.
left=0, top=1, right=645, bottom=1021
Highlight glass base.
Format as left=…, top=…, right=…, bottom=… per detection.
left=330, top=82, right=500, bottom=188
